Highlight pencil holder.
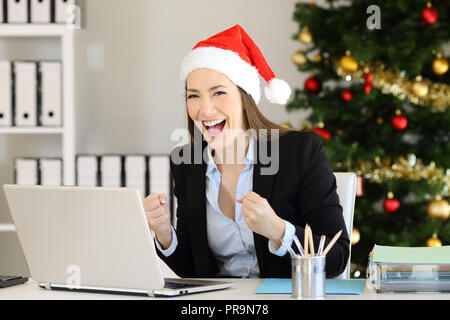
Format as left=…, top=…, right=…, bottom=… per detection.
left=291, top=255, right=326, bottom=299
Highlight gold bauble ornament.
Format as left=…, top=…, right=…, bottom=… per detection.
left=432, top=55, right=449, bottom=75
left=291, top=50, right=308, bottom=66
left=340, top=51, right=358, bottom=72
left=351, top=228, right=360, bottom=245
left=411, top=78, right=429, bottom=98
left=427, top=196, right=449, bottom=220
left=426, top=233, right=442, bottom=247
left=313, top=54, right=322, bottom=63
left=298, top=27, right=313, bottom=44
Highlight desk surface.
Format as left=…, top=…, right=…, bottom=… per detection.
left=1, top=278, right=450, bottom=300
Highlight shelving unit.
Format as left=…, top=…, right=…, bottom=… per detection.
left=0, top=24, right=76, bottom=232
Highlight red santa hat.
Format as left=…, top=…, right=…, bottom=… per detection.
left=180, top=24, right=291, bottom=105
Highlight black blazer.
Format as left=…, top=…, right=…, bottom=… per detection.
left=158, top=130, right=350, bottom=278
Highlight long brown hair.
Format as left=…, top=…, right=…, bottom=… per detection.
left=187, top=86, right=293, bottom=145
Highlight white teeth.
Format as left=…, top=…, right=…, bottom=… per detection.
left=204, top=119, right=225, bottom=127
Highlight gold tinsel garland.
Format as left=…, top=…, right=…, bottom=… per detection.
left=339, top=154, right=450, bottom=196
left=335, top=61, right=449, bottom=112
left=283, top=121, right=450, bottom=196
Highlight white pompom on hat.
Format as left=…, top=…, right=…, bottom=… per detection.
left=180, top=24, right=291, bottom=105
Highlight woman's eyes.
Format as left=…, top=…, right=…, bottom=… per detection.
left=187, top=91, right=226, bottom=99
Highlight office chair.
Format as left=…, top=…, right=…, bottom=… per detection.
left=333, top=172, right=357, bottom=279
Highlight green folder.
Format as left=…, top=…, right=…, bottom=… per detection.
left=372, top=245, right=450, bottom=264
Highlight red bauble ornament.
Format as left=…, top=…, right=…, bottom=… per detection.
left=341, top=90, right=353, bottom=101
left=304, top=76, right=322, bottom=94
left=422, top=6, right=438, bottom=24
left=391, top=114, right=408, bottom=130
left=312, top=127, right=331, bottom=141
left=384, top=197, right=400, bottom=213
left=363, top=72, right=373, bottom=84
left=363, top=72, right=372, bottom=94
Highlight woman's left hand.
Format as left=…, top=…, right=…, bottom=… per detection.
left=237, top=191, right=285, bottom=242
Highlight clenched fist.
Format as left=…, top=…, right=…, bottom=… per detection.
left=143, top=193, right=172, bottom=249
left=236, top=191, right=285, bottom=245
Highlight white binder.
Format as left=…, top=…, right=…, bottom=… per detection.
left=100, top=155, right=122, bottom=188
left=149, top=155, right=171, bottom=212
left=7, top=0, right=28, bottom=23
left=0, top=1, right=4, bottom=23
left=14, top=61, right=37, bottom=127
left=30, top=0, right=51, bottom=23
left=54, top=0, right=76, bottom=23
left=39, top=61, right=62, bottom=126
left=15, top=158, right=38, bottom=185
left=76, top=156, right=98, bottom=187
left=0, top=61, right=12, bottom=127
left=40, top=158, right=62, bottom=186
left=125, top=155, right=146, bottom=200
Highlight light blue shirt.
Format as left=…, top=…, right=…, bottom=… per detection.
left=157, top=137, right=296, bottom=278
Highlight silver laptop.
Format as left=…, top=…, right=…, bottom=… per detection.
left=3, top=184, right=232, bottom=297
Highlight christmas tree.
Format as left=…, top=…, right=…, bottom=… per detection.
left=287, top=0, right=449, bottom=276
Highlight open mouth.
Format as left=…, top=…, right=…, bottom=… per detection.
left=202, top=119, right=226, bottom=137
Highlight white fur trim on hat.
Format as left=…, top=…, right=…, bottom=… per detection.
left=264, top=78, right=291, bottom=105
left=180, top=46, right=261, bottom=105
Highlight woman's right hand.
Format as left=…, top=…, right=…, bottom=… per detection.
left=143, top=193, right=173, bottom=249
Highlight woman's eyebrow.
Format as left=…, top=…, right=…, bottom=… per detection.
left=186, top=85, right=227, bottom=92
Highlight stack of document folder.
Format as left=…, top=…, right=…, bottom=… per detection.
left=367, top=245, right=450, bottom=292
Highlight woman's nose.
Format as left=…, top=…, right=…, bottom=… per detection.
left=199, top=97, right=216, bottom=116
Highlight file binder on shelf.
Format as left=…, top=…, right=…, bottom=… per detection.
left=54, top=0, right=77, bottom=24
left=148, top=155, right=171, bottom=212
left=100, top=155, right=122, bottom=188
left=14, top=158, right=38, bottom=185
left=76, top=155, right=99, bottom=187
left=124, top=155, right=146, bottom=201
left=30, top=0, right=51, bottom=23
left=39, top=158, right=62, bottom=186
left=0, top=0, right=4, bottom=23
left=38, top=61, right=62, bottom=127
left=7, top=0, right=28, bottom=23
left=0, top=60, right=12, bottom=127
left=13, top=61, right=38, bottom=127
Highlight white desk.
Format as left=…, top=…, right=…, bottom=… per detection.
left=0, top=278, right=449, bottom=300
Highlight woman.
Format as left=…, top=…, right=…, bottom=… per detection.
left=144, top=25, right=349, bottom=279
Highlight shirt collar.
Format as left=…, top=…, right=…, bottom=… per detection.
left=206, top=136, right=256, bottom=176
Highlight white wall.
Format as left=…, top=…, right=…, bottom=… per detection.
left=76, top=0, right=311, bottom=155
